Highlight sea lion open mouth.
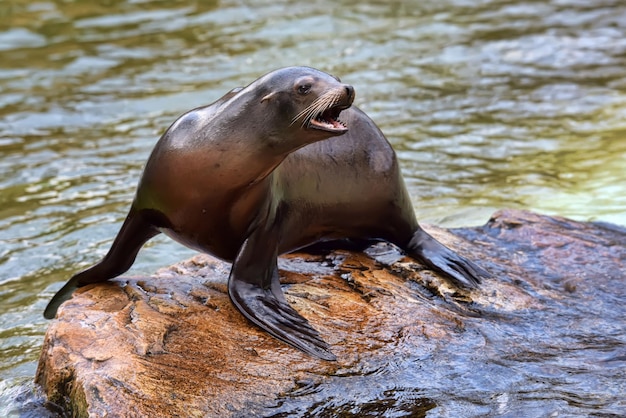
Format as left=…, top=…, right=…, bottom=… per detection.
left=292, top=88, right=353, bottom=134
left=309, top=103, right=349, bottom=133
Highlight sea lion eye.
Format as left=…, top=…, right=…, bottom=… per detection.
left=297, top=84, right=311, bottom=95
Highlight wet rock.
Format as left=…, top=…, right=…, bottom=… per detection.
left=36, top=210, right=626, bottom=417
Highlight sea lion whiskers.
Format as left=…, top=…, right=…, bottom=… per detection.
left=290, top=93, right=331, bottom=127
left=307, top=90, right=343, bottom=128
left=291, top=89, right=344, bottom=129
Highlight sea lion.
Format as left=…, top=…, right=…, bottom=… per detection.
left=44, top=66, right=489, bottom=361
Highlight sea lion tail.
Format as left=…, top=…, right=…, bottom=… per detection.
left=405, top=228, right=489, bottom=289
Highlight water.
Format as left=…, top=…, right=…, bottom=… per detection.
left=1, top=0, right=625, bottom=415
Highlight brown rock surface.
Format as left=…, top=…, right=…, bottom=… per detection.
left=36, top=210, right=626, bottom=417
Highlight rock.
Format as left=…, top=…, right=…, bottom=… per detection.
left=35, top=210, right=626, bottom=417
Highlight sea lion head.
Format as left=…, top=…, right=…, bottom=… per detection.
left=249, top=66, right=355, bottom=149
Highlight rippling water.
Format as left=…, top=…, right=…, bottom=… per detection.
left=1, top=0, right=625, bottom=416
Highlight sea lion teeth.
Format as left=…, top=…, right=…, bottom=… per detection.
left=310, top=105, right=348, bottom=132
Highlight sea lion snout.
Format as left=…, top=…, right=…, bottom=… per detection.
left=333, top=83, right=355, bottom=110
left=344, top=84, right=355, bottom=104
left=291, top=81, right=355, bottom=135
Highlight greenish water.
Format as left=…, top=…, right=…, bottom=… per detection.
left=0, top=0, right=625, bottom=416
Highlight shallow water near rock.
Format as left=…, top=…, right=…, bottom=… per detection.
left=1, top=0, right=625, bottom=416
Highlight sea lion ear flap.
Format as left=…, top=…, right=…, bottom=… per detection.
left=261, top=92, right=277, bottom=103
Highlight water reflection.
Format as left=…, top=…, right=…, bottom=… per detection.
left=1, top=0, right=625, bottom=416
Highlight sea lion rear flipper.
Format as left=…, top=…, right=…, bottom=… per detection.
left=43, top=277, right=83, bottom=320
left=405, top=227, right=490, bottom=289
left=43, top=208, right=160, bottom=319
left=228, top=229, right=336, bottom=361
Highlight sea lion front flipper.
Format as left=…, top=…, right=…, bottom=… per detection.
left=228, top=229, right=336, bottom=361
left=405, top=227, right=490, bottom=289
